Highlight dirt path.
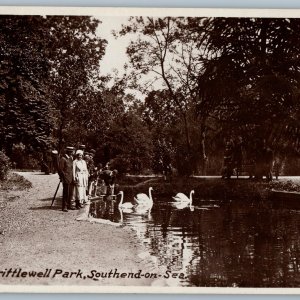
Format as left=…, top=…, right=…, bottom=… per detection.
left=0, top=172, right=156, bottom=287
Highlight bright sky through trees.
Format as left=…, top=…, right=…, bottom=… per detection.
left=96, top=16, right=129, bottom=76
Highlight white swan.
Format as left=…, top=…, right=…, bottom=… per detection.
left=172, top=201, right=194, bottom=211
left=173, top=190, right=194, bottom=203
left=118, top=191, right=135, bottom=209
left=134, top=187, right=153, bottom=206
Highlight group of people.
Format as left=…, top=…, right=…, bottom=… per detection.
left=58, top=145, right=118, bottom=212
left=222, top=137, right=243, bottom=179
left=222, top=136, right=278, bottom=180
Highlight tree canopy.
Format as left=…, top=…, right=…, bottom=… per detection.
left=2, top=15, right=300, bottom=175
left=119, top=16, right=300, bottom=174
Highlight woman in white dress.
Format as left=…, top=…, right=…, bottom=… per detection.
left=73, top=150, right=89, bottom=206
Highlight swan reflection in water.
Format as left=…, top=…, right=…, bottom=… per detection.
left=90, top=191, right=218, bottom=223
left=171, top=190, right=220, bottom=211
left=172, top=190, right=195, bottom=211
left=119, top=201, right=153, bottom=224
left=88, top=193, right=221, bottom=287
left=171, top=201, right=194, bottom=211
left=118, top=205, right=153, bottom=248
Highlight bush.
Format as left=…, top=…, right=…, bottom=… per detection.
left=0, top=172, right=32, bottom=191
left=11, top=143, right=40, bottom=169
left=11, top=143, right=26, bottom=168
left=109, top=156, right=131, bottom=174
left=0, top=151, right=11, bottom=180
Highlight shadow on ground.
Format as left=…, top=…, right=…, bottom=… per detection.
left=28, top=205, right=63, bottom=211
left=40, top=196, right=62, bottom=202
left=28, top=196, right=62, bottom=210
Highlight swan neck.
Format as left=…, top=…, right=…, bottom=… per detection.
left=119, top=208, right=123, bottom=223
left=149, top=188, right=152, bottom=200
left=189, top=191, right=193, bottom=203
left=119, top=192, right=124, bottom=205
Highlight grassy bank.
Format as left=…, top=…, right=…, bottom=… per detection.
left=0, top=171, right=32, bottom=191
left=268, top=180, right=300, bottom=193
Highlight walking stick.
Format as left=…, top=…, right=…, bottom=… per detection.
left=51, top=181, right=61, bottom=208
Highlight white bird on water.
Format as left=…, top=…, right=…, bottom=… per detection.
left=173, top=190, right=194, bottom=203
left=134, top=187, right=154, bottom=206
left=172, top=190, right=195, bottom=211
left=118, top=191, right=135, bottom=209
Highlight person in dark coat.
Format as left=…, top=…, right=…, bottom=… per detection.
left=263, top=147, right=274, bottom=181
left=59, top=146, right=76, bottom=212
left=254, top=140, right=273, bottom=181
left=100, top=169, right=118, bottom=195
left=42, top=149, right=52, bottom=174
left=273, top=156, right=281, bottom=180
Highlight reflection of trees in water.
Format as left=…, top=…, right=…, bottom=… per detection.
left=91, top=198, right=300, bottom=287
left=251, top=209, right=300, bottom=287
left=141, top=204, right=201, bottom=284
left=189, top=201, right=300, bottom=287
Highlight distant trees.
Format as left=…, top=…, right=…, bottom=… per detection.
left=120, top=16, right=300, bottom=175
left=119, top=17, right=215, bottom=174
left=143, top=90, right=180, bottom=174
left=2, top=15, right=300, bottom=175
left=107, top=103, right=153, bottom=174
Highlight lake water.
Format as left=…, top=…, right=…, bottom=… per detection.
left=89, top=195, right=300, bottom=287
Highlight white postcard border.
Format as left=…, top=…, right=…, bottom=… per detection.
left=1, top=6, right=300, bottom=294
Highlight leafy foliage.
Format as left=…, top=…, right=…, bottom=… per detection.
left=0, top=151, right=10, bottom=180
left=45, top=16, right=107, bottom=152
left=106, top=104, right=153, bottom=174
left=119, top=17, right=214, bottom=174
left=3, top=15, right=300, bottom=176
left=0, top=16, right=53, bottom=154
left=119, top=16, right=300, bottom=174
left=191, top=18, right=300, bottom=152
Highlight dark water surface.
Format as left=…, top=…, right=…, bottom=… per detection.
left=89, top=196, right=300, bottom=287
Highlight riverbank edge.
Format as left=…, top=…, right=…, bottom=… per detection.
left=0, top=171, right=159, bottom=287
left=119, top=177, right=300, bottom=202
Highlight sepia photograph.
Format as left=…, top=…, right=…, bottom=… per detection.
left=1, top=6, right=300, bottom=293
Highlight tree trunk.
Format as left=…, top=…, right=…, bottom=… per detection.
left=199, top=122, right=207, bottom=175
left=57, top=108, right=66, bottom=154
left=183, top=113, right=191, bottom=153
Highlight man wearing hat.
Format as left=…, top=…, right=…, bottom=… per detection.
left=59, top=146, right=76, bottom=212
